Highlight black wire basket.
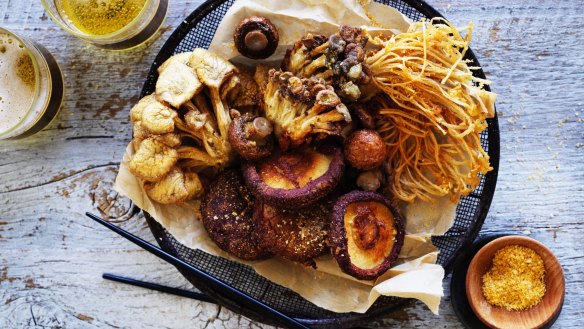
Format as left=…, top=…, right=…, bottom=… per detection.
left=141, top=0, right=500, bottom=327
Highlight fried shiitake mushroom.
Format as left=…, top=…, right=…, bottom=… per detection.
left=344, top=129, right=387, bottom=170
left=242, top=144, right=344, bottom=208
left=201, top=170, right=272, bottom=261
left=228, top=113, right=274, bottom=161
left=234, top=16, right=279, bottom=59
left=329, top=191, right=405, bottom=280
left=253, top=200, right=330, bottom=267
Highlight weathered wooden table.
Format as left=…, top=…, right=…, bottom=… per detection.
left=1, top=0, right=582, bottom=328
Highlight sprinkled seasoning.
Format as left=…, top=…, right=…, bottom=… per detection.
left=60, top=0, right=147, bottom=35
left=482, top=245, right=546, bottom=311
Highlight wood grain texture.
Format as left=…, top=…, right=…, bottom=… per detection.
left=0, top=0, right=582, bottom=328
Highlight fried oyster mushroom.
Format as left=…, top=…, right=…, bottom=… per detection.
left=253, top=201, right=330, bottom=267
left=155, top=52, right=203, bottom=108
left=129, top=137, right=178, bottom=182
left=259, top=68, right=351, bottom=150
left=202, top=170, right=272, bottom=261
left=144, top=166, right=203, bottom=204
left=329, top=191, right=405, bottom=280
left=128, top=50, right=242, bottom=205
left=242, top=143, right=344, bottom=208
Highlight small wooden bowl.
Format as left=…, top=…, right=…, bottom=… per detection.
left=466, top=235, right=565, bottom=329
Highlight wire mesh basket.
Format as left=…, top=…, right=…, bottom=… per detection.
left=141, top=0, right=500, bottom=327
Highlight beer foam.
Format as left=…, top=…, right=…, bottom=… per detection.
left=0, top=31, right=36, bottom=134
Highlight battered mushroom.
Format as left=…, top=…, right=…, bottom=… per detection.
left=129, top=137, right=178, bottom=182
left=155, top=52, right=203, bottom=108
left=344, top=129, right=387, bottom=170
left=329, top=191, right=405, bottom=280
left=242, top=143, right=344, bottom=208
left=201, top=170, right=272, bottom=261
left=260, top=68, right=352, bottom=149
left=253, top=201, right=330, bottom=267
left=144, top=166, right=203, bottom=204
left=234, top=16, right=279, bottom=59
left=228, top=113, right=274, bottom=161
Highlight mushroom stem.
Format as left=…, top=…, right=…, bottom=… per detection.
left=250, top=117, right=273, bottom=139
left=244, top=30, right=269, bottom=52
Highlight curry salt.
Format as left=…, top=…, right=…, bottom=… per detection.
left=482, top=245, right=546, bottom=311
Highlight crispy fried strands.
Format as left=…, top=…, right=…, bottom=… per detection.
left=374, top=96, right=490, bottom=202
left=366, top=18, right=496, bottom=138
left=366, top=19, right=496, bottom=202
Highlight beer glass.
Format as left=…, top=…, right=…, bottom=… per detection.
left=0, top=27, right=64, bottom=140
left=40, top=0, right=168, bottom=50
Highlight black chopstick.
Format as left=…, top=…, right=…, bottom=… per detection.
left=102, top=273, right=216, bottom=304
left=87, top=212, right=310, bottom=329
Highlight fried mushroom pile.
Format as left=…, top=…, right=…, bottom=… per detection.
left=126, top=24, right=409, bottom=280
left=129, top=49, right=243, bottom=204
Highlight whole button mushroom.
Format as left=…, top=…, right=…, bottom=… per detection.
left=234, top=16, right=279, bottom=59
left=344, top=129, right=387, bottom=170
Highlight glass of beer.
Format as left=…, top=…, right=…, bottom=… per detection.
left=0, top=27, right=64, bottom=140
left=40, top=0, right=168, bottom=50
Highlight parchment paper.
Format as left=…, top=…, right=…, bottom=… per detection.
left=114, top=0, right=456, bottom=315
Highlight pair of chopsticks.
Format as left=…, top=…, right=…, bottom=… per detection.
left=87, top=212, right=310, bottom=329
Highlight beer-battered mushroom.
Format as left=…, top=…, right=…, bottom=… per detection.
left=344, top=129, right=387, bottom=170
left=190, top=48, right=237, bottom=139
left=282, top=25, right=373, bottom=101
left=155, top=52, right=203, bottom=108
left=228, top=113, right=274, bottom=161
left=234, top=16, right=279, bottom=59
left=253, top=200, right=330, bottom=267
left=329, top=191, right=405, bottom=280
left=144, top=166, right=203, bottom=204
left=242, top=144, right=344, bottom=208
left=129, top=138, right=178, bottom=182
left=260, top=68, right=352, bottom=150
left=202, top=170, right=272, bottom=261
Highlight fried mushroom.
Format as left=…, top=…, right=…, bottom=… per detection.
left=155, top=52, right=203, bottom=108
left=242, top=143, right=344, bottom=208
left=329, top=191, right=405, bottom=280
left=228, top=113, right=274, bottom=161
left=234, top=16, right=279, bottom=59
left=144, top=166, right=203, bottom=204
left=129, top=138, right=178, bottom=182
left=201, top=170, right=272, bottom=261
left=260, top=68, right=351, bottom=150
left=253, top=201, right=330, bottom=267
left=344, top=129, right=387, bottom=170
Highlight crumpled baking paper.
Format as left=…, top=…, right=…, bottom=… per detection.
left=114, top=0, right=455, bottom=315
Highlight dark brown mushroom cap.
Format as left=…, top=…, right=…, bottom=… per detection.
left=228, top=113, right=274, bottom=161
left=329, top=191, right=405, bottom=280
left=201, top=169, right=272, bottom=261
left=242, top=143, right=344, bottom=208
left=253, top=200, right=330, bottom=268
left=234, top=16, right=279, bottom=59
